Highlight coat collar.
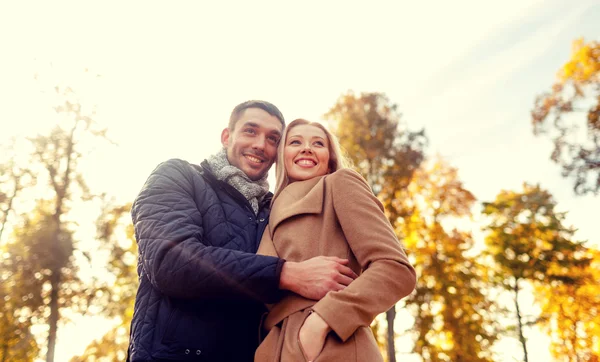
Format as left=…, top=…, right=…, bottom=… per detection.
left=268, top=175, right=326, bottom=237
left=198, top=160, right=273, bottom=211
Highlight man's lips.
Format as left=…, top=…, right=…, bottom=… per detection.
left=244, top=154, right=265, bottom=164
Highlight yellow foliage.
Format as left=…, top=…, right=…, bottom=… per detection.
left=531, top=37, right=600, bottom=195
left=536, top=248, right=600, bottom=361
left=560, top=38, right=600, bottom=83
left=401, top=157, right=496, bottom=362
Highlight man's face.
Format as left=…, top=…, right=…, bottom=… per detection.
left=221, top=108, right=283, bottom=181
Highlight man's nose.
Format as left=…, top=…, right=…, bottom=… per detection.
left=251, top=134, right=266, bottom=150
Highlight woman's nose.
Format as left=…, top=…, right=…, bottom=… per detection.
left=301, top=144, right=313, bottom=153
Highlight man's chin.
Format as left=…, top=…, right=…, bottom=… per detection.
left=243, top=167, right=268, bottom=181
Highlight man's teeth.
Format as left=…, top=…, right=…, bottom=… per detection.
left=246, top=155, right=263, bottom=163
left=297, top=160, right=316, bottom=166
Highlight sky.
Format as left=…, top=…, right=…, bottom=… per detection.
left=1, top=1, right=598, bottom=361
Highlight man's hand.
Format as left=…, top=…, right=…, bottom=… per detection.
left=298, top=311, right=331, bottom=362
left=279, top=256, right=358, bottom=300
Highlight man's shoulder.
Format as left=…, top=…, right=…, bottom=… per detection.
left=142, top=158, right=212, bottom=192
left=155, top=158, right=195, bottom=172
left=149, top=158, right=206, bottom=179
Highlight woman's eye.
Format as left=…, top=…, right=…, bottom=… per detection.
left=314, top=141, right=324, bottom=147
left=289, top=140, right=301, bottom=145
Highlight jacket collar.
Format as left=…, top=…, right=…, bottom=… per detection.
left=199, top=160, right=273, bottom=212
left=268, top=175, right=326, bottom=237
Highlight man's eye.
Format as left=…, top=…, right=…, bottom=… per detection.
left=268, top=136, right=280, bottom=143
left=244, top=128, right=256, bottom=134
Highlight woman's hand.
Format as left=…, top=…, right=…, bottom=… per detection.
left=298, top=312, right=331, bottom=362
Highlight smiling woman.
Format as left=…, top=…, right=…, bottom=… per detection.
left=255, top=118, right=417, bottom=361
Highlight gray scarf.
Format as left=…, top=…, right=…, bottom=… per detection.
left=206, top=149, right=270, bottom=215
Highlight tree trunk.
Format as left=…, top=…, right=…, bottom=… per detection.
left=572, top=320, right=579, bottom=362
left=44, top=120, right=77, bottom=362
left=386, top=305, right=396, bottom=362
left=513, top=278, right=529, bottom=362
left=46, top=270, right=61, bottom=362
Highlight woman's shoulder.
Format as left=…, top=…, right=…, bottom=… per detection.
left=326, top=168, right=370, bottom=191
left=327, top=168, right=362, bottom=180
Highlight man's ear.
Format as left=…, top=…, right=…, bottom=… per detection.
left=221, top=128, right=230, bottom=147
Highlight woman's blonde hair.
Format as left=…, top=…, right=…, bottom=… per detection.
left=273, top=118, right=351, bottom=198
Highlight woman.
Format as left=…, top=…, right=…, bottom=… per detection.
left=256, top=119, right=417, bottom=362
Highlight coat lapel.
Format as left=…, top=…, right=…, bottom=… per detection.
left=268, top=176, right=326, bottom=237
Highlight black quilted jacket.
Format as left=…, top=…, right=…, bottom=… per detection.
left=127, top=159, right=284, bottom=361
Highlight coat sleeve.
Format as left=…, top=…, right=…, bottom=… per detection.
left=132, top=159, right=285, bottom=303
left=311, top=169, right=417, bottom=341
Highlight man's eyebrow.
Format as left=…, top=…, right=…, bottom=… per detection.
left=242, top=121, right=282, bottom=137
left=241, top=121, right=259, bottom=128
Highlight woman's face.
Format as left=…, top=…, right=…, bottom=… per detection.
left=284, top=124, right=331, bottom=183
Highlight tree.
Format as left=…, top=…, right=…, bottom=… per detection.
left=6, top=199, right=96, bottom=362
left=22, top=85, right=108, bottom=362
left=531, top=38, right=600, bottom=195
left=71, top=201, right=138, bottom=362
left=482, top=184, right=589, bottom=362
left=402, top=159, right=497, bottom=362
left=325, top=91, right=427, bottom=361
left=536, top=247, right=600, bottom=361
left=0, top=143, right=39, bottom=362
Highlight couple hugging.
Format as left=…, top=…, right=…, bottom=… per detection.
left=127, top=100, right=416, bottom=362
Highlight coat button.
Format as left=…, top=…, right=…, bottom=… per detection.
left=184, top=349, right=190, bottom=354
left=196, top=350, right=202, bottom=355
left=259, top=218, right=265, bottom=222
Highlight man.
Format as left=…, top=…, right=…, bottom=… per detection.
left=127, top=100, right=357, bottom=361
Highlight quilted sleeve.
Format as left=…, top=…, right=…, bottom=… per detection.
left=311, top=168, right=417, bottom=341
left=131, top=159, right=284, bottom=303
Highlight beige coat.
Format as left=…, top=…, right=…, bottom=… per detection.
left=255, top=169, right=417, bottom=362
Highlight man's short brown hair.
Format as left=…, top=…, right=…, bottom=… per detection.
left=228, top=100, right=285, bottom=131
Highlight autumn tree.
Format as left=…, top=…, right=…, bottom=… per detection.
left=482, top=183, right=589, bottom=362
left=325, top=91, right=427, bottom=361
left=71, top=201, right=138, bottom=362
left=536, top=246, right=599, bottom=361
left=0, top=142, right=39, bottom=362
left=0, top=293, right=39, bottom=362
left=531, top=38, right=600, bottom=195
left=0, top=233, right=41, bottom=362
left=401, top=159, right=497, bottom=362
left=18, top=85, right=109, bottom=362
